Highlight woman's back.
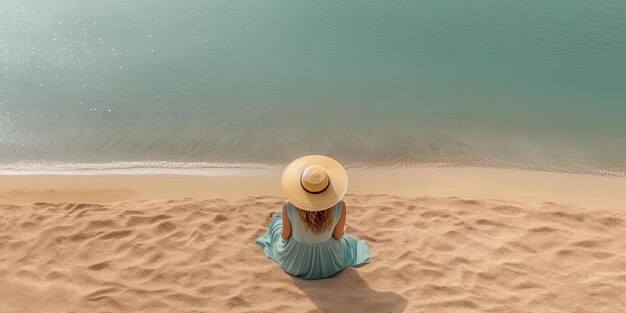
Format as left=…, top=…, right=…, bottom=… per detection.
left=255, top=154, right=370, bottom=279
left=286, top=201, right=340, bottom=244
left=256, top=201, right=370, bottom=280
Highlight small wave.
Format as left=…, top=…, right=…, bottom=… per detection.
left=0, top=161, right=282, bottom=175
left=0, top=160, right=624, bottom=177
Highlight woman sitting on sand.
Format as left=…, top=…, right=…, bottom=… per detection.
left=256, top=155, right=371, bottom=280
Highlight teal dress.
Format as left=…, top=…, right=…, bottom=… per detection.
left=256, top=201, right=370, bottom=280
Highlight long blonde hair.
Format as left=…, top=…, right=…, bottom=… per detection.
left=297, top=207, right=334, bottom=234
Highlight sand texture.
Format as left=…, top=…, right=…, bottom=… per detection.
left=1, top=195, right=625, bottom=312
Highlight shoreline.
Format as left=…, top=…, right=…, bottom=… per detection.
left=1, top=161, right=625, bottom=177
left=1, top=167, right=624, bottom=210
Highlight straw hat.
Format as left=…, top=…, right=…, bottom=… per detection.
left=281, top=155, right=348, bottom=211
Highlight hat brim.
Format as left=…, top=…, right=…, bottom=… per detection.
left=281, top=155, right=348, bottom=212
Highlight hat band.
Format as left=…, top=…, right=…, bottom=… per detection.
left=300, top=172, right=330, bottom=194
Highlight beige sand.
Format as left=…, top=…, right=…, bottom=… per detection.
left=2, top=167, right=626, bottom=210
left=1, top=195, right=625, bottom=312
left=0, top=168, right=625, bottom=312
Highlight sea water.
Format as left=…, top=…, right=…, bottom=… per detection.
left=1, top=1, right=625, bottom=175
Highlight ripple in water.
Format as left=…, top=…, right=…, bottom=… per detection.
left=1, top=1, right=625, bottom=174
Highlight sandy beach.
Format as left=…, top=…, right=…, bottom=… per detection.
left=0, top=168, right=625, bottom=312
left=3, top=0, right=626, bottom=311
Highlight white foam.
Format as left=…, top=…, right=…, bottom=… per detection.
left=0, top=160, right=624, bottom=177
left=0, top=161, right=282, bottom=176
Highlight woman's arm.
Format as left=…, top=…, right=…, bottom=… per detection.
left=281, top=203, right=292, bottom=240
left=332, top=200, right=347, bottom=240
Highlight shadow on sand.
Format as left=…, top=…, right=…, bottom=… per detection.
left=292, top=268, right=407, bottom=313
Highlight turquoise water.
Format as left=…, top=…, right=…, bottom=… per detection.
left=1, top=1, right=625, bottom=174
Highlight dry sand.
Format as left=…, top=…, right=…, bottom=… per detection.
left=1, top=168, right=625, bottom=312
